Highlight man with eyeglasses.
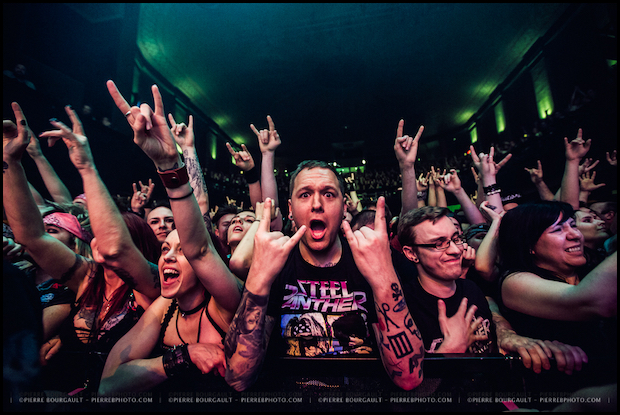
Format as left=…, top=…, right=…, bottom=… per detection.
left=397, top=206, right=497, bottom=354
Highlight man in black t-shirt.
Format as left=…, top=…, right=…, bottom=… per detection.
left=224, top=160, right=425, bottom=392
left=397, top=206, right=497, bottom=354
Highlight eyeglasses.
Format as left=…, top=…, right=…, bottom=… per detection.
left=410, top=235, right=465, bottom=251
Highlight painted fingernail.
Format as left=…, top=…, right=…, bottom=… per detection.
left=49, top=118, right=58, bottom=123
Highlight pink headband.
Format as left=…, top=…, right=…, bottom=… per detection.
left=43, top=212, right=92, bottom=243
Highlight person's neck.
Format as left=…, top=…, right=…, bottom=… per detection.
left=417, top=271, right=457, bottom=299
left=534, top=263, right=580, bottom=285
left=300, top=237, right=342, bottom=268
left=177, top=288, right=207, bottom=316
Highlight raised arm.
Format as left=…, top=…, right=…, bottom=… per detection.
left=558, top=129, right=591, bottom=210
left=129, top=179, right=155, bottom=218
left=524, top=160, right=555, bottom=201
left=342, top=197, right=424, bottom=390
left=3, top=103, right=91, bottom=290
left=226, top=142, right=262, bottom=212
left=25, top=129, right=72, bottom=204
left=39, top=105, right=160, bottom=300
left=252, top=115, right=283, bottom=231
left=168, top=114, right=209, bottom=216
left=225, top=198, right=306, bottom=391
left=474, top=201, right=504, bottom=282
left=437, top=169, right=485, bottom=225
left=394, top=120, right=424, bottom=215
left=107, top=80, right=241, bottom=315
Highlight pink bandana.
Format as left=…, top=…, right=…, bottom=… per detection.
left=43, top=212, right=92, bottom=243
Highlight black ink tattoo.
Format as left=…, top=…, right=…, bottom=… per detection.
left=377, top=303, right=399, bottom=331
left=387, top=331, right=414, bottom=359
left=184, top=152, right=208, bottom=194
left=109, top=266, right=137, bottom=289
left=403, top=313, right=422, bottom=340
left=157, top=162, right=179, bottom=172
left=149, top=262, right=161, bottom=289
left=390, top=369, right=403, bottom=380
left=408, top=345, right=424, bottom=375
left=60, top=253, right=84, bottom=283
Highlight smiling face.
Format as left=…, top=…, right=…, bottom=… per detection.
left=402, top=216, right=465, bottom=283
left=158, top=230, right=199, bottom=299
left=288, top=167, right=345, bottom=255
left=574, top=208, right=608, bottom=249
left=532, top=214, right=586, bottom=275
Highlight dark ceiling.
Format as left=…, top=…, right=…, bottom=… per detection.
left=132, top=3, right=574, bottom=167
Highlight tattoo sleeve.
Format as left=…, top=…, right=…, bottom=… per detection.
left=224, top=287, right=275, bottom=391
left=183, top=150, right=208, bottom=200
left=60, top=253, right=84, bottom=283
left=373, top=281, right=424, bottom=386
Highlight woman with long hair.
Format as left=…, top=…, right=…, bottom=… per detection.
left=3, top=103, right=161, bottom=395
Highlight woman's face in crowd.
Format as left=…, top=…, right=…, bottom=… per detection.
left=532, top=214, right=586, bottom=273
left=574, top=208, right=608, bottom=248
left=45, top=224, right=76, bottom=250
left=158, top=230, right=198, bottom=299
left=227, top=211, right=256, bottom=246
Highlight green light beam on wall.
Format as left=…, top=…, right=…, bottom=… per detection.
left=494, top=100, right=506, bottom=134
left=531, top=58, right=554, bottom=119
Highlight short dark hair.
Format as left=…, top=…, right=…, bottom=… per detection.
left=350, top=209, right=390, bottom=232
left=212, top=204, right=241, bottom=226
left=288, top=160, right=345, bottom=199
left=498, top=201, right=575, bottom=272
left=398, top=206, right=451, bottom=247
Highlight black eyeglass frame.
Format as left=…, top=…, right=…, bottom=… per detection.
left=409, top=234, right=465, bottom=251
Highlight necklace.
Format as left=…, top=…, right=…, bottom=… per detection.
left=175, top=299, right=206, bottom=344
left=178, top=295, right=208, bottom=317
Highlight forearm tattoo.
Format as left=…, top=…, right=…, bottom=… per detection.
left=375, top=282, right=424, bottom=382
left=60, top=253, right=84, bottom=283
left=183, top=150, right=208, bottom=196
left=224, top=287, right=274, bottom=391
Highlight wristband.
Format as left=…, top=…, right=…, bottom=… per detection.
left=483, top=183, right=499, bottom=194
left=162, top=344, right=201, bottom=379
left=158, top=163, right=189, bottom=189
left=243, top=166, right=260, bottom=184
left=168, top=186, right=194, bottom=201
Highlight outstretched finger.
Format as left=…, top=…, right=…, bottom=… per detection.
left=250, top=124, right=260, bottom=137
left=64, top=105, right=85, bottom=136
left=10, top=102, right=30, bottom=141
left=258, top=198, right=274, bottom=233
left=412, top=125, right=424, bottom=144
left=285, top=224, right=307, bottom=251
left=188, top=114, right=194, bottom=132
left=267, top=115, right=275, bottom=132
left=132, top=182, right=138, bottom=194
left=225, top=142, right=236, bottom=156
left=469, top=145, right=480, bottom=163
left=106, top=80, right=131, bottom=115
left=167, top=113, right=177, bottom=130
left=152, top=84, right=165, bottom=115
left=497, top=153, right=512, bottom=168
left=373, top=196, right=387, bottom=235
left=396, top=119, right=404, bottom=139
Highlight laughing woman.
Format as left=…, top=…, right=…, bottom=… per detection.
left=97, top=81, right=242, bottom=395
left=497, top=200, right=616, bottom=391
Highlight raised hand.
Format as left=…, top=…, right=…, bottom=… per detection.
left=39, top=106, right=95, bottom=171
left=564, top=128, right=591, bottom=161
left=579, top=170, right=606, bottom=193
left=394, top=119, right=424, bottom=170
left=341, top=196, right=393, bottom=289
left=251, top=115, right=281, bottom=154
left=131, top=179, right=155, bottom=211
left=168, top=113, right=195, bottom=151
left=437, top=169, right=462, bottom=193
left=578, top=158, right=599, bottom=175
left=3, top=102, right=32, bottom=162
left=245, top=198, right=306, bottom=295
left=226, top=142, right=255, bottom=172
left=106, top=80, right=179, bottom=170
left=524, top=160, right=544, bottom=184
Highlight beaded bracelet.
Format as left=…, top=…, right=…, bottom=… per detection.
left=485, top=189, right=502, bottom=196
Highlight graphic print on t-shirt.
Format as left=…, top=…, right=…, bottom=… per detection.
left=279, top=280, right=374, bottom=357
